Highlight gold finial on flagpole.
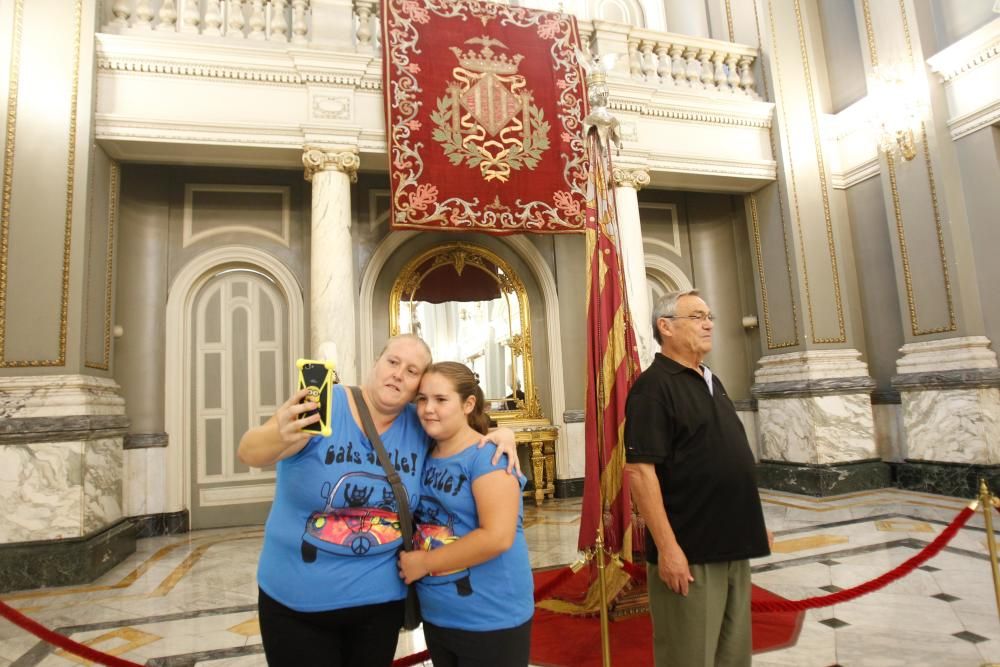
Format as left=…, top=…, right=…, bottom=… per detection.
left=577, top=50, right=622, bottom=156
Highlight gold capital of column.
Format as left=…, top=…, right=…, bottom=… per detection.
left=611, top=167, right=650, bottom=191
left=302, top=147, right=360, bottom=183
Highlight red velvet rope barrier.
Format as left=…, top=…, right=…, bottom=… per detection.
left=0, top=505, right=977, bottom=666
left=751, top=506, right=974, bottom=612
left=0, top=599, right=142, bottom=667
left=616, top=506, right=975, bottom=613
left=392, top=649, right=430, bottom=666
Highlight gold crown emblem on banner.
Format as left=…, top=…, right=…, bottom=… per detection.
left=449, top=36, right=524, bottom=75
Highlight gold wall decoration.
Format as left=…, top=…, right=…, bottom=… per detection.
left=389, top=242, right=541, bottom=421
left=749, top=0, right=800, bottom=350
left=0, top=0, right=83, bottom=368
left=85, top=162, right=119, bottom=371
left=0, top=0, right=25, bottom=366
left=725, top=0, right=735, bottom=42
left=791, top=0, right=846, bottom=344
left=762, top=0, right=846, bottom=346
left=919, top=127, right=955, bottom=333
left=749, top=195, right=800, bottom=349
left=861, top=0, right=879, bottom=67
left=861, top=0, right=957, bottom=336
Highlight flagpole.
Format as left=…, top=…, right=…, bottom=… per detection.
left=579, top=49, right=636, bottom=664
left=596, top=519, right=612, bottom=667
left=593, top=295, right=613, bottom=667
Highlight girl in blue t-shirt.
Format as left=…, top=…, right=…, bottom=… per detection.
left=399, top=361, right=534, bottom=667
left=239, top=336, right=520, bottom=667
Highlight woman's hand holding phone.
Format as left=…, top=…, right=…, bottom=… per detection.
left=274, top=389, right=322, bottom=457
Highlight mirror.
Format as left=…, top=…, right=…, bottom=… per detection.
left=389, top=242, right=539, bottom=420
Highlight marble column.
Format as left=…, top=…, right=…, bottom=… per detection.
left=0, top=376, right=133, bottom=593
left=303, top=147, right=360, bottom=384
left=856, top=1, right=1000, bottom=497
left=746, top=0, right=883, bottom=495
left=612, top=166, right=654, bottom=369
left=114, top=167, right=177, bottom=535
left=0, top=0, right=137, bottom=591
left=686, top=193, right=753, bottom=397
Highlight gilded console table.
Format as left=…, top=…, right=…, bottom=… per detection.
left=512, top=423, right=559, bottom=507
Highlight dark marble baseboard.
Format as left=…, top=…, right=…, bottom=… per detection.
left=870, top=390, right=902, bottom=405
left=756, top=459, right=891, bottom=496
left=0, top=414, right=129, bottom=445
left=124, top=432, right=169, bottom=449
left=132, top=510, right=190, bottom=539
left=894, top=460, right=1000, bottom=499
left=892, top=368, right=1000, bottom=391
left=562, top=410, right=585, bottom=423
left=732, top=399, right=758, bottom=411
left=751, top=376, right=876, bottom=399
left=555, top=477, right=584, bottom=498
left=0, top=519, right=137, bottom=594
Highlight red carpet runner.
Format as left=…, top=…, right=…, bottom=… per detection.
left=529, top=567, right=804, bottom=667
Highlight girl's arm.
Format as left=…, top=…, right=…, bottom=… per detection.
left=399, top=470, right=520, bottom=583
left=480, top=426, right=522, bottom=474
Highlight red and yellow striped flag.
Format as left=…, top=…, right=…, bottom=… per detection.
left=578, top=128, right=642, bottom=557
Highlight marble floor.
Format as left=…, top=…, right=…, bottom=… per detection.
left=1, top=489, right=999, bottom=666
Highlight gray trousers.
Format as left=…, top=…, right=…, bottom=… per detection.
left=646, top=559, right=752, bottom=667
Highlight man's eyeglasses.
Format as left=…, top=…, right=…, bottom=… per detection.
left=663, top=313, right=716, bottom=323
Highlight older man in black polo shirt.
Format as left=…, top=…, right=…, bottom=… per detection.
left=625, top=289, right=770, bottom=667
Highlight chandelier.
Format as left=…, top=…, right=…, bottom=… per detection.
left=868, top=64, right=927, bottom=161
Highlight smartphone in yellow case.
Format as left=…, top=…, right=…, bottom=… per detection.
left=297, top=359, right=338, bottom=437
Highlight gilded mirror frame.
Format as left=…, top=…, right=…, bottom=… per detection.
left=389, top=242, right=540, bottom=421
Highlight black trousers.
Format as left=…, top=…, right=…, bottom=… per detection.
left=423, top=618, right=532, bottom=667
left=257, top=588, right=404, bottom=667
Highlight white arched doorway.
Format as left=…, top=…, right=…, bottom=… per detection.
left=358, top=233, right=569, bottom=476
left=165, top=246, right=304, bottom=528
left=643, top=254, right=694, bottom=360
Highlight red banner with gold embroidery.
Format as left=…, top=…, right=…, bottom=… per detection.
left=382, top=0, right=587, bottom=234
left=578, top=129, right=642, bottom=557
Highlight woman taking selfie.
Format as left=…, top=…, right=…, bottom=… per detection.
left=399, top=361, right=534, bottom=667
left=238, top=336, right=517, bottom=667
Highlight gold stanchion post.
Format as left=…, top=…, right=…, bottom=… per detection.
left=595, top=520, right=612, bottom=667
left=979, top=479, right=1000, bottom=624
left=977, top=479, right=1000, bottom=667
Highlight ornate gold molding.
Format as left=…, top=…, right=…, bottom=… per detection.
left=1, top=0, right=83, bottom=367
left=302, top=147, right=360, bottom=183
left=0, top=0, right=24, bottom=365
left=611, top=167, right=649, bottom=191
left=749, top=194, right=800, bottom=349
left=749, top=0, right=800, bottom=350
left=863, top=1, right=956, bottom=337
left=725, top=0, right=735, bottom=42
left=762, top=0, right=845, bottom=346
left=389, top=241, right=540, bottom=420
left=861, top=0, right=878, bottom=67
left=85, top=162, right=119, bottom=371
left=792, top=0, right=845, bottom=344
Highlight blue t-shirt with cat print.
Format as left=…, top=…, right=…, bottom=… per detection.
left=412, top=443, right=534, bottom=631
left=257, top=384, right=429, bottom=611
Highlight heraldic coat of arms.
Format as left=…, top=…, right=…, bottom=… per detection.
left=431, top=36, right=551, bottom=183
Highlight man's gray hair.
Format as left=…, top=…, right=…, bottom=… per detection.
left=650, top=289, right=700, bottom=344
